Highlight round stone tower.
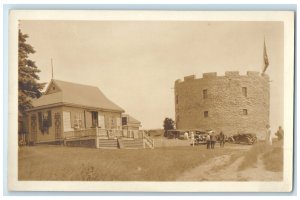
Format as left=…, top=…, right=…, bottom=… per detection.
left=174, top=71, right=270, bottom=139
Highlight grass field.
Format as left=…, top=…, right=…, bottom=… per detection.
left=18, top=141, right=283, bottom=181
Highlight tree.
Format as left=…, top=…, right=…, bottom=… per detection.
left=163, top=118, right=175, bottom=137
left=18, top=29, right=45, bottom=134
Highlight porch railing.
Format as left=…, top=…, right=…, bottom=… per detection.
left=64, top=128, right=123, bottom=139
left=64, top=128, right=97, bottom=139
left=142, top=131, right=154, bottom=149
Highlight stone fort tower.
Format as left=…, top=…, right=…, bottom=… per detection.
left=174, top=71, right=270, bottom=139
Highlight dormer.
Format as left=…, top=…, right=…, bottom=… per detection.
left=44, top=80, right=62, bottom=95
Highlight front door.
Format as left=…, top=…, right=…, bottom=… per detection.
left=30, top=114, right=37, bottom=143
left=92, top=112, right=98, bottom=127
left=54, top=112, right=62, bottom=139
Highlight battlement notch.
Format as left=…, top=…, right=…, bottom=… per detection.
left=247, top=71, right=260, bottom=76
left=203, top=72, right=217, bottom=78
left=225, top=71, right=240, bottom=77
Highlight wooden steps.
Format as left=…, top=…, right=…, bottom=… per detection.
left=119, top=139, right=144, bottom=149
left=98, top=139, right=119, bottom=149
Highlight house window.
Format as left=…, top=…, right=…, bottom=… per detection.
left=204, top=111, right=209, bottom=118
left=176, top=95, right=179, bottom=104
left=242, top=87, right=247, bottom=97
left=74, top=112, right=83, bottom=129
left=203, top=89, right=208, bottom=99
left=243, top=109, right=248, bottom=115
left=38, top=110, right=52, bottom=134
left=122, top=117, right=128, bottom=126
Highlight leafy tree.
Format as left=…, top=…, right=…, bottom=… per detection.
left=163, top=118, right=175, bottom=137
left=18, top=29, right=45, bottom=134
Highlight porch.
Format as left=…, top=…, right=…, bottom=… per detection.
left=62, top=128, right=154, bottom=149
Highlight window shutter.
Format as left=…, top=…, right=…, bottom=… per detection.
left=48, top=110, right=52, bottom=127
left=97, top=113, right=101, bottom=128
left=38, top=112, right=43, bottom=132
left=106, top=116, right=111, bottom=129
left=116, top=117, right=121, bottom=129
left=63, top=111, right=72, bottom=132
left=70, top=112, right=74, bottom=128
left=98, top=113, right=105, bottom=129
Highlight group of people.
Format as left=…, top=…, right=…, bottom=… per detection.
left=265, top=125, right=284, bottom=145
left=186, top=130, right=225, bottom=149
left=206, top=131, right=225, bottom=149
left=186, top=125, right=284, bottom=149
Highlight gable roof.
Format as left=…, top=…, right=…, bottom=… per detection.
left=31, top=79, right=124, bottom=112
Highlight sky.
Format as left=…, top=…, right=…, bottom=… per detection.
left=20, top=20, right=284, bottom=131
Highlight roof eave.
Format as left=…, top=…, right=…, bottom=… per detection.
left=27, top=102, right=125, bottom=113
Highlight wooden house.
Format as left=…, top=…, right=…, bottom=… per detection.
left=26, top=79, right=154, bottom=149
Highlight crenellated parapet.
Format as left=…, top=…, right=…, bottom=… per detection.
left=175, top=71, right=265, bottom=85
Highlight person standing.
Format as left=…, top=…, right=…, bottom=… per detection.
left=190, top=131, right=195, bottom=147
left=275, top=126, right=284, bottom=141
left=210, top=131, right=217, bottom=149
left=206, top=133, right=211, bottom=149
left=219, top=131, right=225, bottom=148
left=184, top=131, right=189, bottom=140
left=265, top=124, right=272, bottom=145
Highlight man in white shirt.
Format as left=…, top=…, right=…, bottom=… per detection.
left=190, top=131, right=195, bottom=147
left=265, top=124, right=272, bottom=145
left=206, top=132, right=211, bottom=149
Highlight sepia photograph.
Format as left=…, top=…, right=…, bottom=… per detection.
left=8, top=10, right=294, bottom=192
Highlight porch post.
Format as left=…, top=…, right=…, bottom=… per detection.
left=95, top=127, right=99, bottom=148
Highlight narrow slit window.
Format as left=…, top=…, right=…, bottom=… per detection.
left=203, top=89, right=208, bottom=99
left=176, top=95, right=179, bottom=104
left=204, top=111, right=208, bottom=118
left=242, top=87, right=247, bottom=97
left=243, top=109, right=248, bottom=115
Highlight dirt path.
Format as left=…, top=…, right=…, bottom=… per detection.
left=177, top=153, right=283, bottom=181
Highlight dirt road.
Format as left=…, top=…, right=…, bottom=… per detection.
left=177, top=146, right=283, bottom=181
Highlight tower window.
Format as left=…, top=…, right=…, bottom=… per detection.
left=242, top=87, right=247, bottom=97
left=176, top=95, right=179, bottom=104
left=204, top=111, right=208, bottom=118
left=203, top=89, right=208, bottom=99
left=243, top=109, right=248, bottom=115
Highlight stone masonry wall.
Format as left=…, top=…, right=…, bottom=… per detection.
left=174, top=71, right=270, bottom=139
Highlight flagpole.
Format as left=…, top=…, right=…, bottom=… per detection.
left=262, top=37, right=269, bottom=75
left=51, top=58, right=54, bottom=79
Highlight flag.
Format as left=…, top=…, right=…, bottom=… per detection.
left=262, top=39, right=269, bottom=74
